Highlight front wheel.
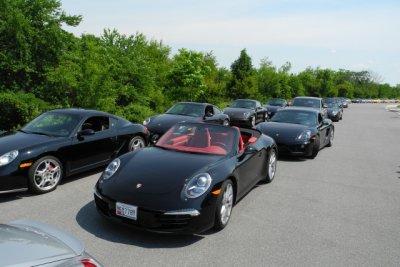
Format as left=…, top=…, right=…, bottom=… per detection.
left=250, top=116, right=256, bottom=128
left=327, top=128, right=334, bottom=147
left=309, top=135, right=320, bottom=159
left=28, top=156, right=63, bottom=194
left=214, top=180, right=234, bottom=230
left=128, top=136, right=146, bottom=151
left=263, top=149, right=277, bottom=183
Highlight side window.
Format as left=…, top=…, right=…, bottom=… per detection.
left=110, top=118, right=118, bottom=129
left=213, top=106, right=221, bottom=115
left=81, top=116, right=110, bottom=132
left=256, top=101, right=261, bottom=108
left=205, top=106, right=214, bottom=116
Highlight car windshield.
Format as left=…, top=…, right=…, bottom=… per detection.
left=22, top=112, right=81, bottom=137
left=271, top=110, right=317, bottom=127
left=156, top=124, right=236, bottom=155
left=229, top=100, right=256, bottom=109
left=292, top=98, right=321, bottom=109
left=325, top=102, right=339, bottom=108
left=165, top=103, right=204, bottom=117
left=266, top=99, right=285, bottom=106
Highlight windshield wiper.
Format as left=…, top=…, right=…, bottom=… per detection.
left=29, top=131, right=51, bottom=136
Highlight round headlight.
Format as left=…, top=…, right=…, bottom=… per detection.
left=243, top=112, right=250, bottom=118
left=143, top=118, right=151, bottom=126
left=0, top=150, right=19, bottom=167
left=184, top=173, right=212, bottom=199
left=297, top=130, right=312, bottom=141
left=102, top=158, right=120, bottom=180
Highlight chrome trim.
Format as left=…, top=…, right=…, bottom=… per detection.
left=164, top=209, right=200, bottom=217
left=93, top=188, right=104, bottom=200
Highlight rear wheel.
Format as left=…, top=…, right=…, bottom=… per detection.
left=128, top=136, right=146, bottom=151
left=28, top=156, right=62, bottom=194
left=214, top=180, right=234, bottom=230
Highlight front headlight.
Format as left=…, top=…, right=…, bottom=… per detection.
left=184, top=173, right=212, bottom=198
left=243, top=112, right=251, bottom=118
left=332, top=111, right=338, bottom=115
left=0, top=150, right=19, bottom=167
left=297, top=130, right=312, bottom=141
left=143, top=118, right=151, bottom=126
left=101, top=158, right=120, bottom=180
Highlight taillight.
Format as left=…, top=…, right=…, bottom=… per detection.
left=80, top=258, right=98, bottom=267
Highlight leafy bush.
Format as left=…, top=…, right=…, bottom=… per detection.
left=0, top=91, right=51, bottom=130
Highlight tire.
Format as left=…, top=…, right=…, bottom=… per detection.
left=28, top=156, right=62, bottom=194
left=250, top=116, right=256, bottom=128
left=309, top=135, right=320, bottom=159
left=214, top=180, right=234, bottom=230
left=263, top=148, right=277, bottom=183
left=327, top=128, right=334, bottom=147
left=128, top=135, right=146, bottom=151
left=222, top=119, right=230, bottom=126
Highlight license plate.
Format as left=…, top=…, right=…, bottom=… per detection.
left=116, top=202, right=137, bottom=220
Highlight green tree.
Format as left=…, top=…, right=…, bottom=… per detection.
left=0, top=0, right=81, bottom=92
left=228, top=49, right=258, bottom=99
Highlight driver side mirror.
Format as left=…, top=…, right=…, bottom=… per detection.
left=78, top=128, right=95, bottom=137
left=244, top=145, right=257, bottom=154
left=322, top=119, right=331, bottom=126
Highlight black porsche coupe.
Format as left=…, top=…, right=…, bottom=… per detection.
left=0, top=109, right=148, bottom=194
left=143, top=102, right=230, bottom=142
left=256, top=107, right=334, bottom=158
left=94, top=122, right=277, bottom=234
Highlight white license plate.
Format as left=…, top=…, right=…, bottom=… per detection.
left=116, top=202, right=137, bottom=220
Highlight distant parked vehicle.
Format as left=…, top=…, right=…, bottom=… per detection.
left=143, top=102, right=230, bottom=142
left=257, top=107, right=334, bottom=159
left=263, top=98, right=288, bottom=118
left=291, top=96, right=328, bottom=118
left=223, top=99, right=267, bottom=127
left=325, top=102, right=343, bottom=122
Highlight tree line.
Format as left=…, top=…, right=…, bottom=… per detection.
left=1, top=0, right=399, bottom=130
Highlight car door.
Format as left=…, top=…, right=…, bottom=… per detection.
left=234, top=143, right=266, bottom=199
left=316, top=113, right=329, bottom=148
left=62, top=116, right=118, bottom=174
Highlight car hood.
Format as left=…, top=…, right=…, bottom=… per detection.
left=0, top=131, right=58, bottom=154
left=99, top=147, right=224, bottom=208
left=0, top=220, right=83, bottom=267
left=147, top=114, right=200, bottom=135
left=258, top=122, right=310, bottom=142
left=223, top=107, right=252, bottom=115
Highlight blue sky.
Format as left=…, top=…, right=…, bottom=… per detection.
left=61, top=0, right=400, bottom=86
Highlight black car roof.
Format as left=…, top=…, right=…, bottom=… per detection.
left=176, top=102, right=213, bottom=107
left=293, top=96, right=322, bottom=100
left=285, top=106, right=321, bottom=114
left=48, top=108, right=111, bottom=117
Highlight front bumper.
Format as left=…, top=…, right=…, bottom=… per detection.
left=0, top=163, right=29, bottom=193
left=276, top=141, right=314, bottom=157
left=94, top=189, right=217, bottom=234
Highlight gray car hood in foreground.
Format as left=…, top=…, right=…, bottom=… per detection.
left=0, top=220, right=84, bottom=267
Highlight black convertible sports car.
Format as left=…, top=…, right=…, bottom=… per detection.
left=223, top=99, right=267, bottom=127
left=143, top=102, right=230, bottom=142
left=256, top=107, right=334, bottom=158
left=94, top=122, right=277, bottom=234
left=0, top=109, right=149, bottom=194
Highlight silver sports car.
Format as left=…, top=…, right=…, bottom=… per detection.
left=0, top=219, right=102, bottom=267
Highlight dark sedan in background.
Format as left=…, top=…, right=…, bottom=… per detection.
left=94, top=122, right=277, bottom=234
left=143, top=102, right=230, bottom=142
left=223, top=99, right=267, bottom=127
left=263, top=98, right=288, bottom=118
left=256, top=107, right=334, bottom=158
left=0, top=109, right=148, bottom=194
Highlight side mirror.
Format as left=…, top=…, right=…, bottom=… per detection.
left=78, top=128, right=95, bottom=137
left=322, top=119, right=331, bottom=126
left=323, top=104, right=328, bottom=108
left=244, top=145, right=257, bottom=154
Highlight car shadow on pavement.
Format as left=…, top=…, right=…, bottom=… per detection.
left=277, top=155, right=308, bottom=162
left=76, top=201, right=204, bottom=248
